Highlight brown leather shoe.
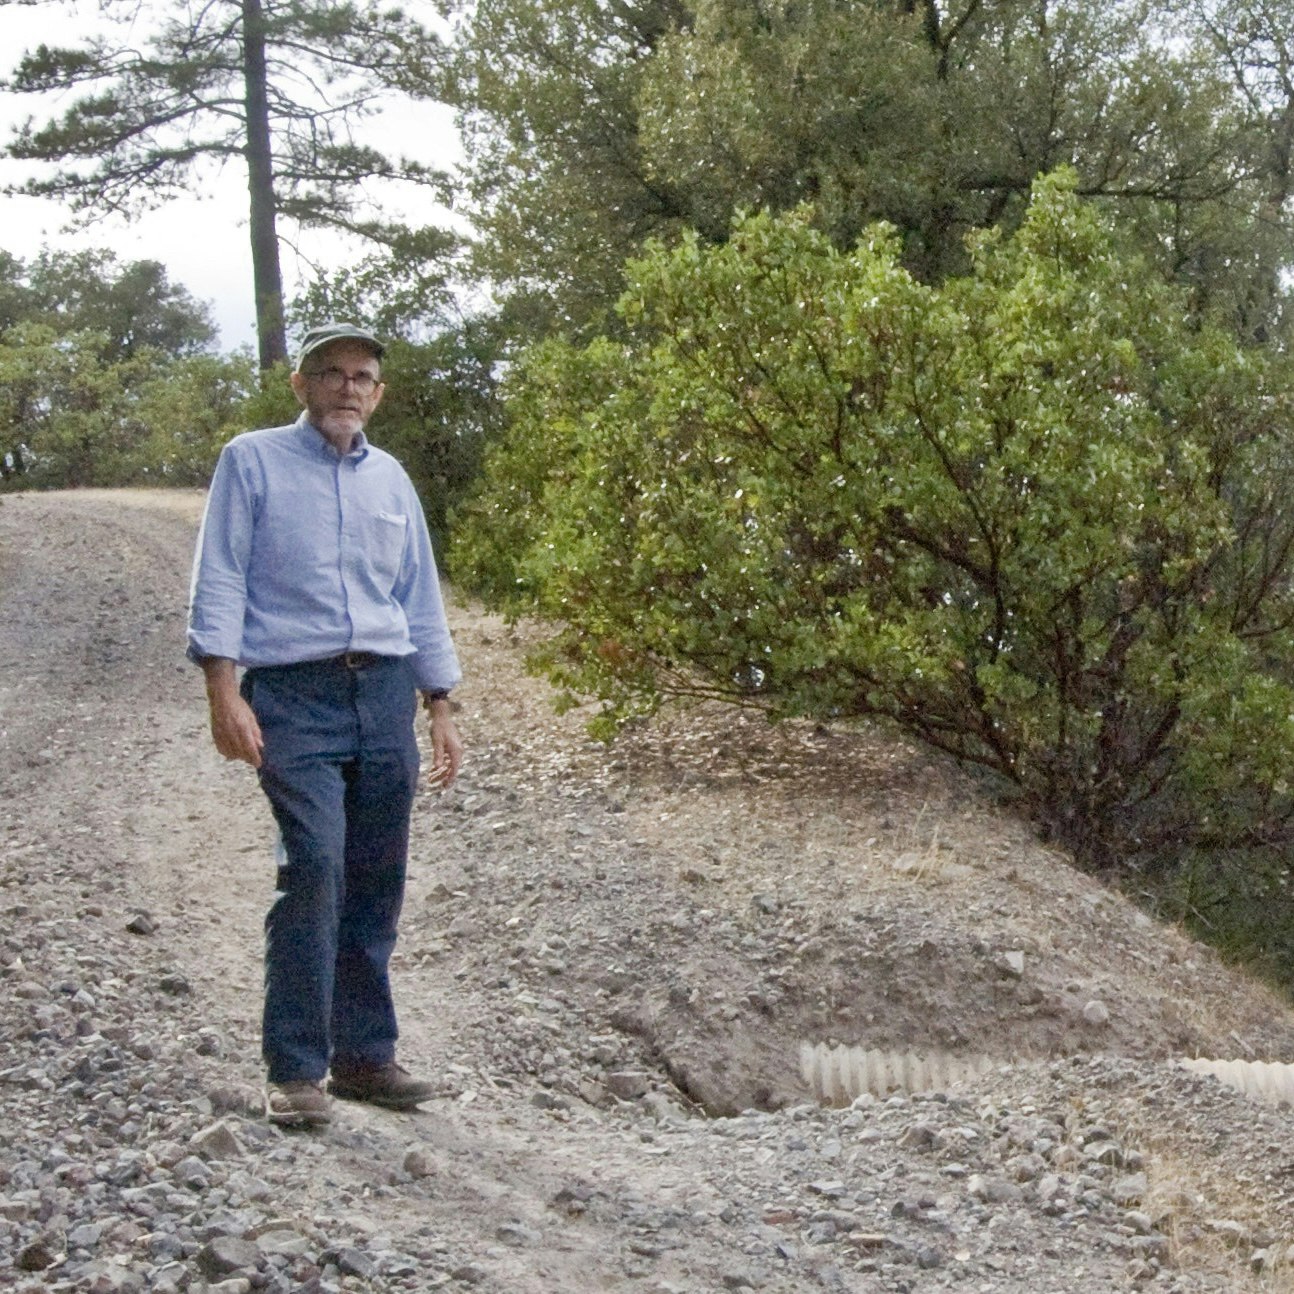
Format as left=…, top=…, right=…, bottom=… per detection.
left=265, top=1080, right=331, bottom=1127
left=327, top=1059, right=434, bottom=1110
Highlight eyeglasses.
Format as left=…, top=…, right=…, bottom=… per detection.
left=304, top=367, right=381, bottom=395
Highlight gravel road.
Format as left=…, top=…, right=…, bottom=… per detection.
left=5, top=488, right=1294, bottom=1294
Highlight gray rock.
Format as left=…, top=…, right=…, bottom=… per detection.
left=605, top=1070, right=651, bottom=1100
left=173, top=1155, right=212, bottom=1188
left=336, top=1247, right=378, bottom=1278
left=68, top=1258, right=147, bottom=1291
left=66, top=1222, right=102, bottom=1249
left=257, top=1228, right=311, bottom=1258
left=190, top=1120, right=243, bottom=1161
left=225, top=1169, right=275, bottom=1203
left=916, top=1245, right=944, bottom=1269
left=1082, top=1140, right=1128, bottom=1166
left=196, top=1235, right=261, bottom=1278
left=968, top=1175, right=1024, bottom=1204
left=151, top=1142, right=187, bottom=1170
left=149, top=1233, right=187, bottom=1262
left=200, top=1209, right=262, bottom=1241
left=1111, top=1172, right=1148, bottom=1205
left=150, top=1263, right=187, bottom=1294
left=404, top=1148, right=433, bottom=1179
left=1130, top=1234, right=1171, bottom=1261
left=208, top=1086, right=264, bottom=1118
left=1208, top=1218, right=1251, bottom=1247
left=0, top=1194, right=34, bottom=1221
left=496, top=1220, right=542, bottom=1246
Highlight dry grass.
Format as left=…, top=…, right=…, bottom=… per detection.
left=1123, top=1120, right=1294, bottom=1289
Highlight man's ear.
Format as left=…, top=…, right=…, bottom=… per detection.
left=289, top=371, right=309, bottom=407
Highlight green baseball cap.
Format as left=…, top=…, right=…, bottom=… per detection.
left=294, top=322, right=385, bottom=372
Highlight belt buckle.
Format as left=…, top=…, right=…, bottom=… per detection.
left=342, top=650, right=370, bottom=669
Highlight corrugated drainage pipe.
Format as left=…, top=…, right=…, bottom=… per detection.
left=799, top=1044, right=1294, bottom=1108
left=799, top=1043, right=996, bottom=1105
left=1176, top=1057, right=1294, bottom=1107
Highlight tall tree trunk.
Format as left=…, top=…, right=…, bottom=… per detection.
left=242, top=0, right=287, bottom=371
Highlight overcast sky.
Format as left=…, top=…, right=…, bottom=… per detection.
left=1, top=1, right=463, bottom=352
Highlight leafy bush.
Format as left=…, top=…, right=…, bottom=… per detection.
left=1146, top=850, right=1294, bottom=993
left=372, top=324, right=506, bottom=547
left=454, top=171, right=1294, bottom=871
left=123, top=352, right=259, bottom=485
left=0, top=324, right=254, bottom=489
left=231, top=361, right=300, bottom=441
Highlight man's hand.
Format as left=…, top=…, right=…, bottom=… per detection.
left=201, top=657, right=264, bottom=768
left=425, top=698, right=463, bottom=788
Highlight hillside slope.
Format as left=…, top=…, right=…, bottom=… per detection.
left=3, top=488, right=1294, bottom=1293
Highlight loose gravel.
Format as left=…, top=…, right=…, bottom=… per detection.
left=4, top=488, right=1294, bottom=1294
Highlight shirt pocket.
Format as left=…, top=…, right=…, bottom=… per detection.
left=360, top=508, right=409, bottom=586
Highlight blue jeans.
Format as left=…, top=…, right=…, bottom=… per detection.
left=241, top=655, right=420, bottom=1084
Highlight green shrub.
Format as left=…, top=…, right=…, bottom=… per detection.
left=373, top=325, right=505, bottom=549
left=1143, top=851, right=1294, bottom=995
left=455, top=171, right=1294, bottom=872
left=0, top=325, right=254, bottom=489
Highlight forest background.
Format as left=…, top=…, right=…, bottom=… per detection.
left=6, top=0, right=1294, bottom=989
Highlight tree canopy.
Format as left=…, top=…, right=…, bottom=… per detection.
left=439, top=0, right=1294, bottom=345
left=442, top=0, right=1294, bottom=880
left=0, top=248, right=218, bottom=362
left=0, top=248, right=248, bottom=488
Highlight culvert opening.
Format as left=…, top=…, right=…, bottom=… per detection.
left=654, top=1048, right=787, bottom=1118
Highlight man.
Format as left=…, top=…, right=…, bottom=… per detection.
left=187, top=322, right=463, bottom=1128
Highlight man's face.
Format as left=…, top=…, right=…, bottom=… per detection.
left=290, top=340, right=385, bottom=448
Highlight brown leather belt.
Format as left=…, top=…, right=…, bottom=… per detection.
left=329, top=651, right=383, bottom=669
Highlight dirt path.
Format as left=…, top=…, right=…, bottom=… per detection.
left=6, top=488, right=1294, bottom=1293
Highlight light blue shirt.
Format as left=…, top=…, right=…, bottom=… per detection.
left=187, top=414, right=462, bottom=692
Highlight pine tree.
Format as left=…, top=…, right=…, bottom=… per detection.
left=5, top=0, right=447, bottom=367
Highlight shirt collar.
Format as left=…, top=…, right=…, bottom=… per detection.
left=295, top=411, right=370, bottom=461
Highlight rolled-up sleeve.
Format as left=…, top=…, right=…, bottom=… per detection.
left=393, top=479, right=462, bottom=692
left=187, top=443, right=256, bottom=664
